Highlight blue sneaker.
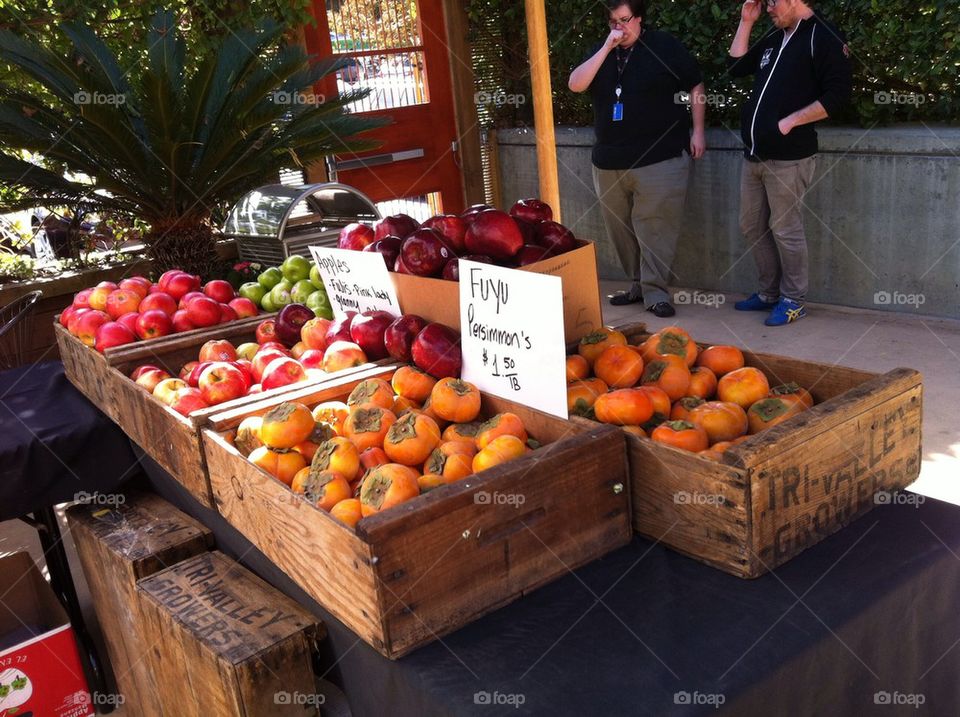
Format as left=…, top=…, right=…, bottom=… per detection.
left=765, top=298, right=806, bottom=326
left=734, top=293, right=777, bottom=311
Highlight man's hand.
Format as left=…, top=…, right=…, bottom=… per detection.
left=606, top=29, right=625, bottom=49
left=778, top=117, right=794, bottom=136
left=741, top=0, right=761, bottom=24
left=690, top=129, right=706, bottom=159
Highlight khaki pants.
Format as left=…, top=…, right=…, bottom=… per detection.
left=592, top=156, right=691, bottom=307
left=739, top=157, right=817, bottom=303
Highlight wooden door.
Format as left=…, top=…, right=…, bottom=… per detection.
left=305, top=0, right=465, bottom=217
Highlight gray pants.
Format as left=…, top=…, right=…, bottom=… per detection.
left=739, top=157, right=817, bottom=303
left=592, top=155, right=691, bottom=307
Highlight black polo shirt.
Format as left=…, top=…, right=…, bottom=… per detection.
left=584, top=30, right=702, bottom=170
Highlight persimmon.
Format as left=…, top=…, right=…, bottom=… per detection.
left=424, top=443, right=474, bottom=480
left=344, top=405, right=397, bottom=451
left=312, top=401, right=349, bottom=435
left=686, top=366, right=718, bottom=400
left=567, top=377, right=609, bottom=416
left=359, top=464, right=420, bottom=515
left=248, top=446, right=306, bottom=486
left=622, top=426, right=647, bottom=438
left=391, top=366, right=437, bottom=403
left=717, top=367, right=770, bottom=409
left=594, top=345, right=644, bottom=389
left=635, top=385, right=671, bottom=419
left=651, top=421, right=709, bottom=452
left=392, top=395, right=421, bottom=416
left=650, top=326, right=698, bottom=367
left=430, top=378, right=481, bottom=423
left=235, top=416, right=264, bottom=455
left=291, top=468, right=352, bottom=511
left=311, top=437, right=361, bottom=481
left=747, top=397, right=806, bottom=434
left=768, top=382, right=815, bottom=410
left=330, top=498, right=363, bottom=528
left=566, top=354, right=590, bottom=382
left=641, top=356, right=691, bottom=401
left=384, top=412, right=441, bottom=466
left=442, top=422, right=482, bottom=443
left=473, top=435, right=527, bottom=473
left=418, top=473, right=454, bottom=492
left=359, top=446, right=390, bottom=472
left=577, top=327, right=628, bottom=367
left=710, top=441, right=734, bottom=453
left=347, top=378, right=395, bottom=410
left=260, top=402, right=315, bottom=449
left=696, top=345, right=745, bottom=377
left=688, top=401, right=749, bottom=443
left=698, top=448, right=724, bottom=462
left=420, top=395, right=450, bottom=430
left=594, top=388, right=655, bottom=426
left=670, top=396, right=705, bottom=422
left=476, top=413, right=528, bottom=449
left=293, top=423, right=337, bottom=462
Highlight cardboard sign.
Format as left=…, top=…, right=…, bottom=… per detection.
left=459, top=260, right=568, bottom=418
left=309, top=246, right=401, bottom=319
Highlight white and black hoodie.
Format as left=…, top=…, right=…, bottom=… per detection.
left=728, top=15, right=852, bottom=161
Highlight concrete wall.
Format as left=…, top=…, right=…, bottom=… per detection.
left=497, top=126, right=960, bottom=318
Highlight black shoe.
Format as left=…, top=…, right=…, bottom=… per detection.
left=647, top=301, right=675, bottom=318
left=608, top=289, right=643, bottom=306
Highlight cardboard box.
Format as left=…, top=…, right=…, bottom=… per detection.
left=0, top=552, right=94, bottom=717
left=391, top=241, right=602, bottom=342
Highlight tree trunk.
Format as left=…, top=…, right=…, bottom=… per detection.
left=145, top=222, right=220, bottom=278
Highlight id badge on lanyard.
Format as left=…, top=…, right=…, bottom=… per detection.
left=613, top=87, right=623, bottom=122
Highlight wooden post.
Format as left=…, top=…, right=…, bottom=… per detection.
left=524, top=0, right=561, bottom=223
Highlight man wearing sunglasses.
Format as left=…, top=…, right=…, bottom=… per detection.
left=570, top=1, right=706, bottom=318
left=728, top=0, right=852, bottom=326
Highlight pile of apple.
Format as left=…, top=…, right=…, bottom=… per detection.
left=236, top=255, right=334, bottom=319
left=59, top=270, right=260, bottom=352
left=337, top=198, right=578, bottom=280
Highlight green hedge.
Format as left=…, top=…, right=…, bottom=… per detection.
left=467, top=0, right=958, bottom=128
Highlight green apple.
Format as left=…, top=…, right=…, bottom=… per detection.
left=236, top=342, right=259, bottom=361
left=270, top=285, right=293, bottom=308
left=306, top=289, right=333, bottom=319
left=260, top=290, right=277, bottom=313
left=274, top=278, right=293, bottom=294
left=257, top=267, right=283, bottom=290
left=291, top=279, right=316, bottom=304
left=281, top=254, right=312, bottom=283
left=238, top=282, right=266, bottom=306
left=309, top=264, right=325, bottom=290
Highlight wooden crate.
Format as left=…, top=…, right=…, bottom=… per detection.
left=66, top=491, right=214, bottom=717
left=136, top=551, right=325, bottom=717
left=56, top=319, right=383, bottom=508
left=200, top=367, right=631, bottom=658
left=587, top=324, right=924, bottom=578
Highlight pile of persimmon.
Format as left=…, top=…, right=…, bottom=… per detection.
left=227, top=368, right=535, bottom=529
left=568, top=326, right=815, bottom=460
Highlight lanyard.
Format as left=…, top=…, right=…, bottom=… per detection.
left=614, top=45, right=634, bottom=101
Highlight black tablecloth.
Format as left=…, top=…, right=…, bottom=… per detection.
left=0, top=361, right=137, bottom=519
left=139, top=450, right=960, bottom=717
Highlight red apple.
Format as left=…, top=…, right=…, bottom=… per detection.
left=400, top=228, right=454, bottom=277
left=535, top=221, right=577, bottom=254
left=363, top=236, right=402, bottom=269
left=186, top=361, right=213, bottom=388
left=229, top=297, right=258, bottom=319
left=374, top=214, right=419, bottom=241
left=276, top=304, right=315, bottom=347
left=139, top=292, right=177, bottom=317
left=96, top=281, right=118, bottom=291
left=290, top=342, right=307, bottom=359
left=325, top=312, right=356, bottom=345
left=300, top=317, right=332, bottom=350
left=87, top=286, right=111, bottom=312
left=412, top=323, right=462, bottom=378
left=199, top=339, right=237, bottom=363
left=322, top=341, right=367, bottom=373
left=460, top=204, right=493, bottom=228
left=516, top=244, right=555, bottom=266
left=261, top=357, right=307, bottom=391
left=153, top=377, right=188, bottom=405
left=72, top=288, right=93, bottom=309
left=441, top=258, right=459, bottom=282
left=350, top=310, right=394, bottom=360
left=59, top=306, right=78, bottom=328
left=258, top=341, right=291, bottom=356
left=199, top=362, right=247, bottom=405
left=179, top=361, right=199, bottom=382
left=203, top=280, right=235, bottom=304
left=514, top=218, right=539, bottom=245
left=256, top=319, right=277, bottom=345
left=251, top=348, right=288, bottom=383
left=158, top=270, right=184, bottom=291
left=509, top=198, right=553, bottom=224
left=393, top=254, right=413, bottom=274
left=233, top=360, right=254, bottom=391
left=338, top=222, right=376, bottom=251
left=130, top=364, right=163, bottom=381
left=74, top=310, right=110, bottom=347
left=165, top=272, right=198, bottom=300
left=95, top=321, right=137, bottom=352
left=236, top=342, right=259, bottom=361
left=171, top=309, right=195, bottom=333
left=148, top=283, right=163, bottom=294
left=178, top=291, right=207, bottom=310
left=465, top=210, right=524, bottom=259
left=170, top=387, right=209, bottom=416
left=135, top=368, right=172, bottom=393
left=186, top=296, right=221, bottom=328
left=219, top=303, right=238, bottom=323
left=67, top=308, right=91, bottom=336
left=422, top=215, right=467, bottom=253
left=135, top=309, right=173, bottom=340
left=119, top=278, right=149, bottom=298
left=299, top=348, right=325, bottom=370
left=117, top=312, right=140, bottom=335
left=247, top=384, right=263, bottom=395
left=105, top=289, right=141, bottom=320
left=384, top=314, right=428, bottom=363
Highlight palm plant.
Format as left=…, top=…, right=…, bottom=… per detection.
left=0, top=10, right=386, bottom=276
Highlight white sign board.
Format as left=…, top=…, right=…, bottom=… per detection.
left=459, top=260, right=568, bottom=418
left=309, top=246, right=401, bottom=319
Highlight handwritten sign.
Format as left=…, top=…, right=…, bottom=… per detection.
left=309, top=246, right=401, bottom=318
left=459, top=260, right=567, bottom=418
